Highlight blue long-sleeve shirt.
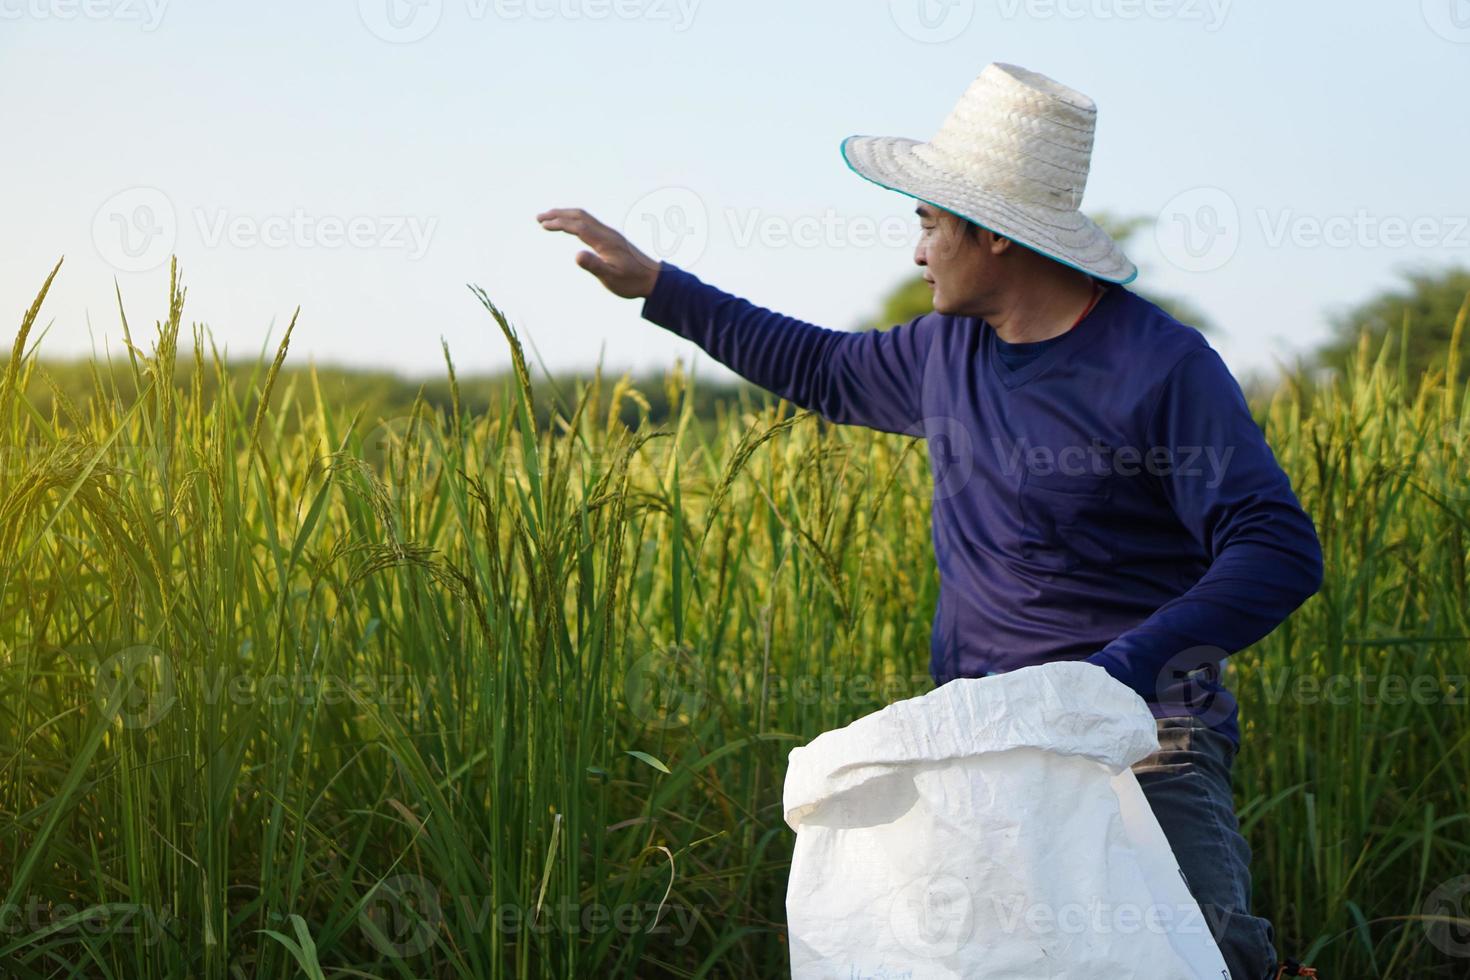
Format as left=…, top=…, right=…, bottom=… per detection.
left=639, top=261, right=1324, bottom=747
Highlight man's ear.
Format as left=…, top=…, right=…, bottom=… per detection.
left=966, top=221, right=1010, bottom=253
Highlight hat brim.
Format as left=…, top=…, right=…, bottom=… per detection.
left=841, top=134, right=1138, bottom=285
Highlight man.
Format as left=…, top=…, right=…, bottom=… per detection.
left=539, top=62, right=1322, bottom=980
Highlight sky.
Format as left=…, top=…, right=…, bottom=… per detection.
left=2, top=0, right=1468, bottom=390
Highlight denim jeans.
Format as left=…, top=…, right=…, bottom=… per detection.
left=1132, top=715, right=1279, bottom=980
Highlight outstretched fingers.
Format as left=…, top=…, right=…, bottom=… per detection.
left=538, top=206, right=659, bottom=298
left=537, top=208, right=617, bottom=250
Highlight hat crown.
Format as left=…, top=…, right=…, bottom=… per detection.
left=915, top=63, right=1097, bottom=211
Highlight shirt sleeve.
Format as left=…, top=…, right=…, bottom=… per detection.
left=639, top=261, right=937, bottom=436
left=1084, top=345, right=1324, bottom=704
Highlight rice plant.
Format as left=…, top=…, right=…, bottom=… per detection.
left=0, top=259, right=1465, bottom=978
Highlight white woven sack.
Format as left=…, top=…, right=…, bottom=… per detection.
left=783, top=660, right=1231, bottom=979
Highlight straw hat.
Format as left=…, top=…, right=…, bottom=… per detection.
left=841, top=62, right=1137, bottom=284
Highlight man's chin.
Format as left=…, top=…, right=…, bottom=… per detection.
left=932, top=293, right=978, bottom=318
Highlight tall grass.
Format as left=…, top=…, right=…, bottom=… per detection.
left=1235, top=305, right=1470, bottom=975
left=0, top=260, right=1466, bottom=978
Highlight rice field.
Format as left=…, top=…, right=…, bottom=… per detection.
left=1, top=258, right=1467, bottom=978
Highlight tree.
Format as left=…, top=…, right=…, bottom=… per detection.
left=1313, top=264, right=1470, bottom=381
left=861, top=211, right=1216, bottom=335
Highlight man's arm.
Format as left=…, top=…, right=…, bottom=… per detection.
left=1085, top=345, right=1324, bottom=706
left=640, top=261, right=937, bottom=436
left=535, top=207, right=936, bottom=437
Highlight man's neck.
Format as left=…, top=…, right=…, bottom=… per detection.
left=987, top=275, right=1103, bottom=345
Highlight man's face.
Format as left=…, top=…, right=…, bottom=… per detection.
left=913, top=203, right=997, bottom=316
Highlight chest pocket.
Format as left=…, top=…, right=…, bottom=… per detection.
left=1018, top=468, right=1116, bottom=573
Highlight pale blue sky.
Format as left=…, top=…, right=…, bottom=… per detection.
left=3, top=0, right=1467, bottom=387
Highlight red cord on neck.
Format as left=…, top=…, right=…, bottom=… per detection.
left=1070, top=281, right=1104, bottom=330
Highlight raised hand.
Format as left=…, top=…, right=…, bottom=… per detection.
left=536, top=207, right=663, bottom=299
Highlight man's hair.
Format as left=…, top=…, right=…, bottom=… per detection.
left=964, top=219, right=998, bottom=244
left=960, top=220, right=1105, bottom=286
